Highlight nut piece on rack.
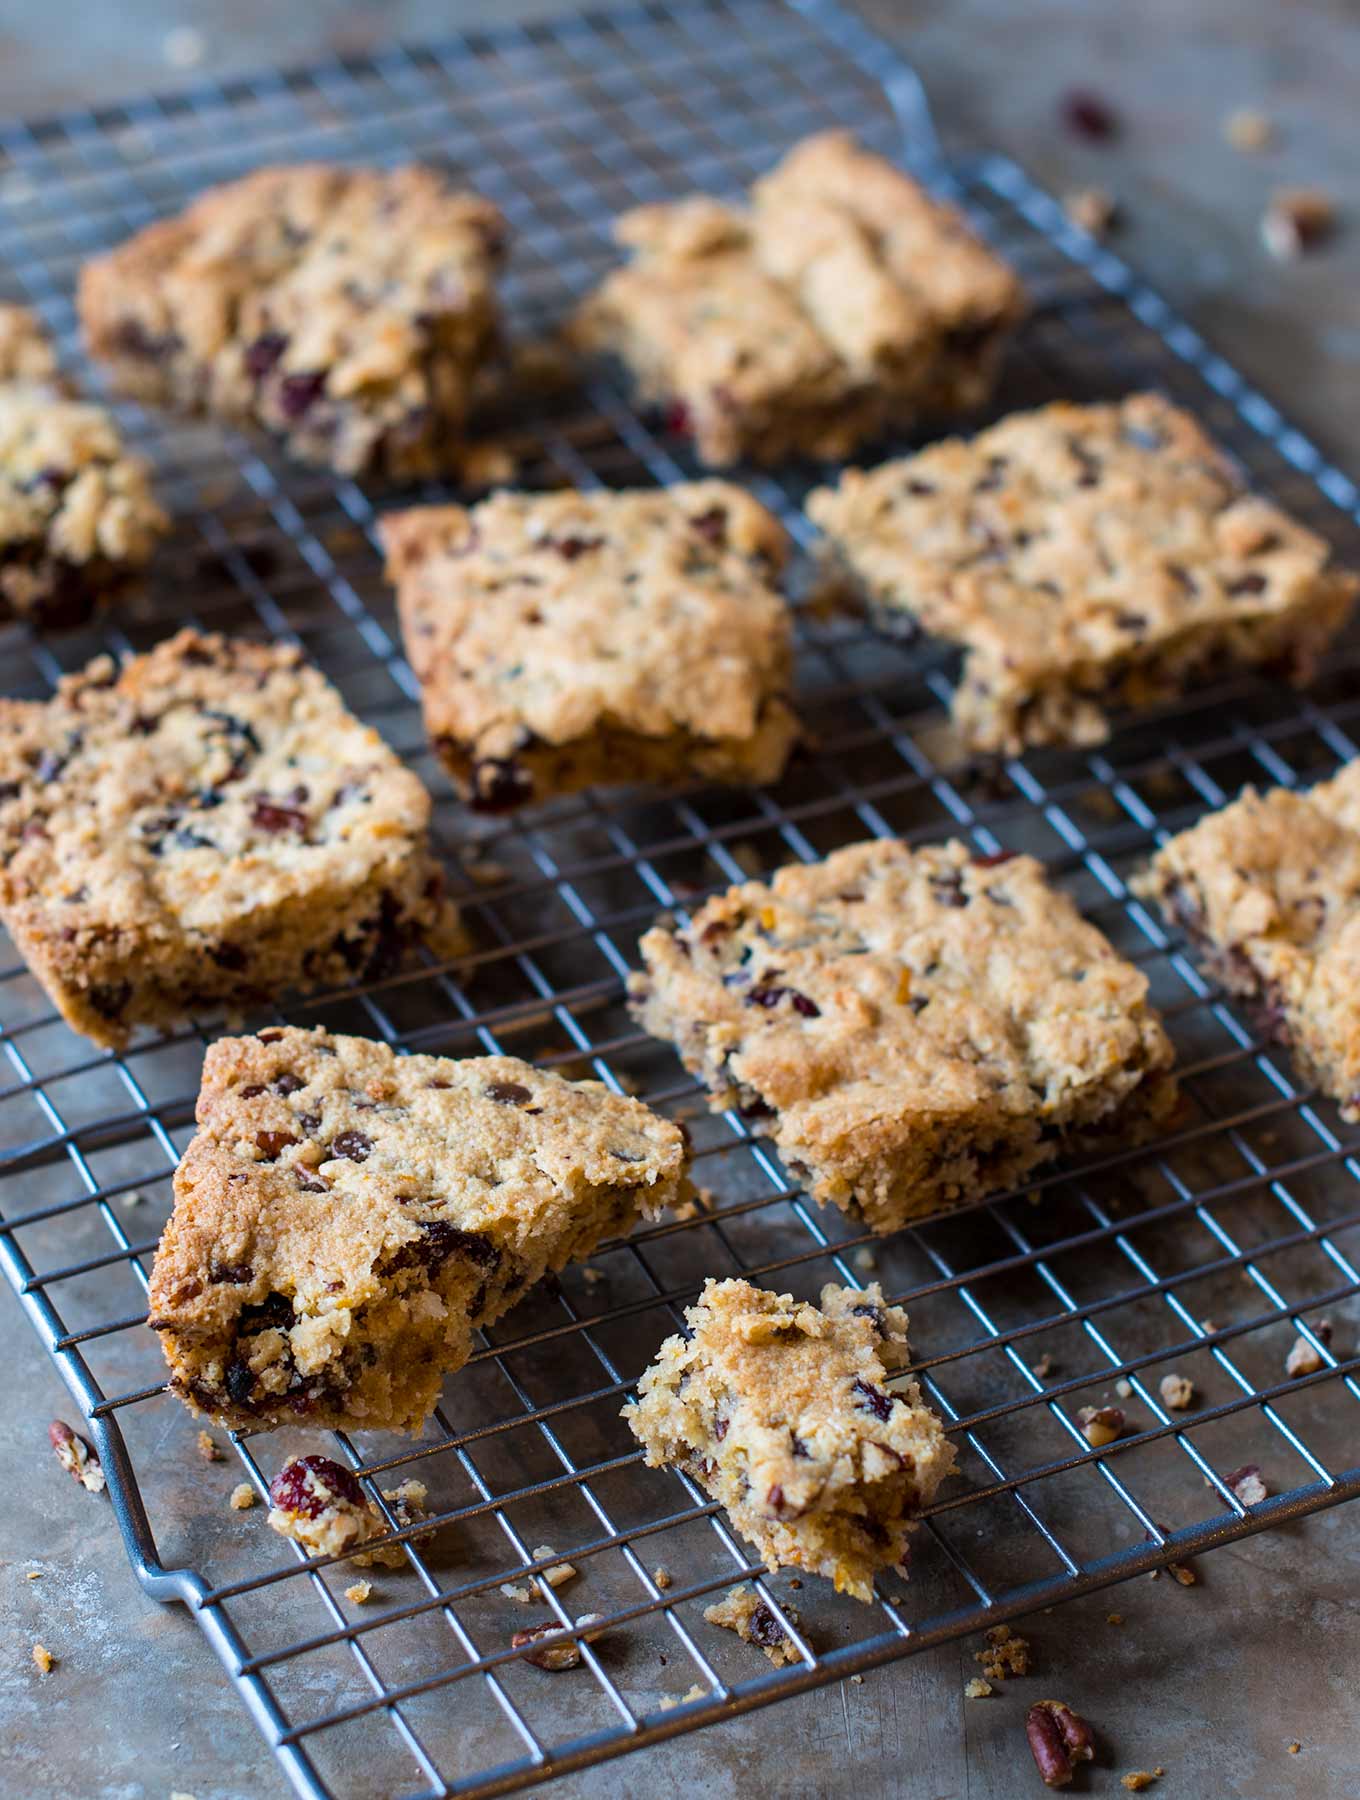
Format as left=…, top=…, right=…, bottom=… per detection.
left=1076, top=1405, right=1125, bottom=1449
left=382, top=484, right=799, bottom=813
left=624, top=1278, right=955, bottom=1601
left=148, top=1026, right=690, bottom=1434
left=1026, top=1700, right=1096, bottom=1788
left=703, top=1584, right=802, bottom=1667
left=809, top=394, right=1358, bottom=755
left=511, top=1614, right=604, bottom=1672
left=571, top=129, right=1025, bottom=468
left=0, top=631, right=451, bottom=1049
left=631, top=836, right=1176, bottom=1232
left=48, top=1420, right=105, bottom=1495
left=78, top=164, right=507, bottom=480
left=0, top=303, right=167, bottom=631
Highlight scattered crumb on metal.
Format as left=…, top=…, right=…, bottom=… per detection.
left=1063, top=186, right=1119, bottom=238
left=344, top=1580, right=372, bottom=1605
left=653, top=1565, right=673, bottom=1591
left=196, top=1430, right=224, bottom=1463
left=1159, top=1373, right=1194, bottom=1410
left=1106, top=1612, right=1124, bottom=1625
left=1224, top=107, right=1274, bottom=151
left=229, top=1483, right=257, bottom=1511
left=31, top=1644, right=55, bottom=1674
left=965, top=1676, right=993, bottom=1699
left=852, top=1246, right=877, bottom=1272
left=1262, top=186, right=1336, bottom=259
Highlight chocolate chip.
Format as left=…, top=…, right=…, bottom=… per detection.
left=746, top=985, right=821, bottom=1017
left=295, top=1167, right=329, bottom=1193
left=1061, top=88, right=1119, bottom=141
left=240, top=1083, right=267, bottom=1098
left=209, top=1261, right=253, bottom=1285
left=791, top=1433, right=811, bottom=1458
left=88, top=981, right=131, bottom=1021
left=544, top=534, right=602, bottom=560
left=386, top=1221, right=501, bottom=1277
left=329, top=1129, right=373, bottom=1162
left=688, top=506, right=728, bottom=546
left=1226, top=572, right=1268, bottom=596
left=746, top=1603, right=785, bottom=1650
left=251, top=796, right=309, bottom=835
left=484, top=1080, right=531, bottom=1105
left=470, top=756, right=534, bottom=814
left=209, top=941, right=248, bottom=970
left=224, top=1360, right=255, bottom=1406
left=273, top=1073, right=306, bottom=1097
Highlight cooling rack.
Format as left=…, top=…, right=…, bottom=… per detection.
left=2, top=1, right=1360, bottom=1795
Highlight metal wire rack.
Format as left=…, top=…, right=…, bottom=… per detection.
left=2, top=1, right=1360, bottom=1794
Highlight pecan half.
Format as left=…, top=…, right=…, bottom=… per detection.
left=49, top=1420, right=106, bottom=1495
left=1026, top=1700, right=1096, bottom=1788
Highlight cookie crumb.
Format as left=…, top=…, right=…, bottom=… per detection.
left=1115, top=1378, right=1133, bottom=1398
left=1285, top=1333, right=1325, bottom=1377
left=703, top=1584, right=801, bottom=1667
left=530, top=1545, right=577, bottom=1590
left=122, top=1189, right=144, bottom=1207
left=196, top=1430, right=224, bottom=1463
left=229, top=1483, right=257, bottom=1511
left=1106, top=1612, right=1124, bottom=1625
left=24, top=1570, right=42, bottom=1580
left=1224, top=107, right=1274, bottom=152
left=1159, top=1373, right=1194, bottom=1410
left=31, top=1644, right=55, bottom=1674
left=344, top=1580, right=372, bottom=1605
left=852, top=1246, right=877, bottom=1273
left=653, top=1565, right=673, bottom=1591
left=658, top=1681, right=707, bottom=1710
left=1226, top=1464, right=1268, bottom=1506
left=965, top=1676, right=993, bottom=1699
left=1287, top=1741, right=1302, bottom=1755
left=1166, top=1561, right=1197, bottom=1587
left=1262, top=187, right=1335, bottom=259
left=500, top=1583, right=533, bottom=1605
left=850, top=1673, right=864, bottom=1685
left=1122, top=1774, right=1160, bottom=1793
left=1031, top=1354, right=1053, bottom=1379
left=974, top=1623, right=1031, bottom=1680
left=1063, top=186, right=1119, bottom=238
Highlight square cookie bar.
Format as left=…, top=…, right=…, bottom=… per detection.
left=148, top=1027, right=690, bottom=1432
left=630, top=837, right=1177, bottom=1232
left=571, top=130, right=1024, bottom=467
left=78, top=164, right=506, bottom=479
left=625, top=1278, right=954, bottom=1599
left=808, top=393, right=1358, bottom=754
left=0, top=630, right=450, bottom=1047
left=1139, top=759, right=1360, bottom=1119
left=382, top=483, right=799, bottom=811
left=0, top=304, right=166, bottom=630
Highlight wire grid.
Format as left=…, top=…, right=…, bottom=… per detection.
left=2, top=1, right=1360, bottom=1795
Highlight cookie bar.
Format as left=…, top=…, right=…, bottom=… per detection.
left=0, top=304, right=166, bottom=630
left=0, top=630, right=450, bottom=1048
left=148, top=1026, right=690, bottom=1432
left=808, top=393, right=1358, bottom=754
left=630, top=837, right=1176, bottom=1232
left=570, top=130, right=1024, bottom=467
left=78, top=164, right=506, bottom=479
left=382, top=483, right=799, bottom=811
left=1138, top=760, right=1360, bottom=1119
left=625, top=1278, right=954, bottom=1599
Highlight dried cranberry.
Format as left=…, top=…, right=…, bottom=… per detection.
left=663, top=400, right=692, bottom=436
left=251, top=796, right=309, bottom=835
left=746, top=985, right=821, bottom=1017
left=543, top=534, right=602, bottom=561
left=278, top=371, right=327, bottom=420
left=269, top=1453, right=363, bottom=1516
left=972, top=850, right=1016, bottom=868
left=1061, top=88, right=1119, bottom=141
left=688, top=506, right=728, bottom=546
left=767, top=1483, right=786, bottom=1512
left=484, top=1080, right=531, bottom=1105
left=713, top=1416, right=729, bottom=1441
left=255, top=1129, right=299, bottom=1160
left=329, top=1129, right=373, bottom=1162
left=851, top=1377, right=894, bottom=1422
left=746, top=1603, right=785, bottom=1650
left=245, top=331, right=288, bottom=380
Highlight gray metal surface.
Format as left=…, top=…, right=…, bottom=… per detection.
left=2, top=2, right=1359, bottom=1796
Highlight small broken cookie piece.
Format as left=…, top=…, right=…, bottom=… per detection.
left=1137, top=759, right=1360, bottom=1121
left=48, top=1420, right=105, bottom=1494
left=266, top=1454, right=403, bottom=1565
left=702, top=1584, right=802, bottom=1667
left=0, top=304, right=167, bottom=631
left=809, top=394, right=1357, bottom=754
left=382, top=484, right=798, bottom=812
left=79, top=164, right=507, bottom=480
left=631, top=836, right=1176, bottom=1231
left=0, top=630, right=451, bottom=1049
left=624, top=1277, right=955, bottom=1600
left=148, top=1026, right=690, bottom=1433
left=571, top=129, right=1024, bottom=467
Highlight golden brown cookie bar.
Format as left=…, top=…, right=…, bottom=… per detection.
left=0, top=630, right=450, bottom=1047
left=78, top=164, right=506, bottom=479
left=625, top=1278, right=955, bottom=1600
left=570, top=130, right=1024, bottom=468
left=0, top=303, right=166, bottom=630
left=630, top=837, right=1177, bottom=1232
left=808, top=393, right=1358, bottom=754
left=382, top=483, right=799, bottom=811
left=149, top=1027, right=690, bottom=1432
left=1137, top=760, right=1360, bottom=1119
